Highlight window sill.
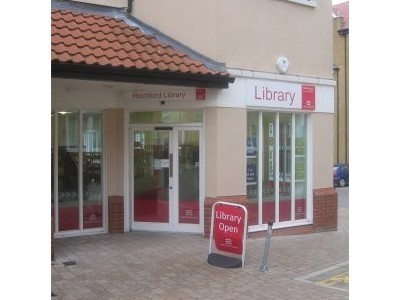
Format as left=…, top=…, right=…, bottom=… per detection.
left=282, top=0, right=316, bottom=8
left=249, top=219, right=312, bottom=233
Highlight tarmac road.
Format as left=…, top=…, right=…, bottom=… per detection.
left=337, top=186, right=349, bottom=209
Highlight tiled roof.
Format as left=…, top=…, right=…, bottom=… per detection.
left=51, top=1, right=233, bottom=87
left=332, top=2, right=349, bottom=30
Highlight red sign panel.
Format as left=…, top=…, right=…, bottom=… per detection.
left=195, top=88, right=206, bottom=100
left=302, top=85, right=315, bottom=110
left=213, top=203, right=247, bottom=255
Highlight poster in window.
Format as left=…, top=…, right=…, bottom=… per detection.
left=246, top=137, right=257, bottom=156
left=295, top=157, right=305, bottom=180
left=269, top=123, right=274, bottom=137
left=247, top=163, right=257, bottom=184
left=295, top=138, right=305, bottom=155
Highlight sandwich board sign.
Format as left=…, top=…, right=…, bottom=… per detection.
left=207, top=201, right=248, bottom=268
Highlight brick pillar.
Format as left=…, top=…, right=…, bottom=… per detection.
left=51, top=216, right=55, bottom=261
left=108, top=196, right=124, bottom=233
left=313, top=187, right=338, bottom=232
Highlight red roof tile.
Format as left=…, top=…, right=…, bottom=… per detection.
left=51, top=8, right=230, bottom=78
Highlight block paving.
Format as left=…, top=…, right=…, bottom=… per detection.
left=52, top=198, right=349, bottom=299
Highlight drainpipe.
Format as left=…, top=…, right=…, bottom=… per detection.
left=338, top=28, right=349, bottom=164
left=333, top=65, right=340, bottom=164
left=127, top=0, right=133, bottom=13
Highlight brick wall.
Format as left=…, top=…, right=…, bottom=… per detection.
left=108, top=195, right=124, bottom=233
left=312, top=187, right=338, bottom=232
left=203, top=187, right=337, bottom=237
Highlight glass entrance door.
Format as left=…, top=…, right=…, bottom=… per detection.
left=132, top=129, right=171, bottom=230
left=175, top=129, right=200, bottom=231
left=131, top=127, right=202, bottom=232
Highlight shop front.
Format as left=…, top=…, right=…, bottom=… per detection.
left=51, top=0, right=337, bottom=240
left=52, top=74, right=335, bottom=238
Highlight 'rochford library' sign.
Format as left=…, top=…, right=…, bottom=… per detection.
left=129, top=88, right=207, bottom=101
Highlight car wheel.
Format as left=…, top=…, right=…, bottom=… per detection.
left=339, top=178, right=346, bottom=187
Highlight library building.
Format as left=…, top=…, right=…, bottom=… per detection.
left=51, top=0, right=337, bottom=242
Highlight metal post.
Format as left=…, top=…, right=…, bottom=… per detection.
left=259, top=222, right=273, bottom=273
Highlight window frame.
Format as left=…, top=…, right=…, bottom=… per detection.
left=52, top=109, right=106, bottom=237
left=281, top=0, right=316, bottom=8
left=246, top=111, right=312, bottom=232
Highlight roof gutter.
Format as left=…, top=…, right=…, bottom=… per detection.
left=52, top=62, right=235, bottom=89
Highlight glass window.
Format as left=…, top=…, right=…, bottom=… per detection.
left=130, top=110, right=203, bottom=124
left=57, top=111, right=80, bottom=231
left=247, top=111, right=308, bottom=226
left=246, top=112, right=259, bottom=225
left=295, top=114, right=307, bottom=220
left=262, top=113, right=276, bottom=224
left=279, top=113, right=292, bottom=222
left=52, top=110, right=104, bottom=233
left=178, top=130, right=200, bottom=224
left=82, top=112, right=103, bottom=229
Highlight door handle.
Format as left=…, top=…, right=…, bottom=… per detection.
left=169, top=153, right=173, bottom=177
